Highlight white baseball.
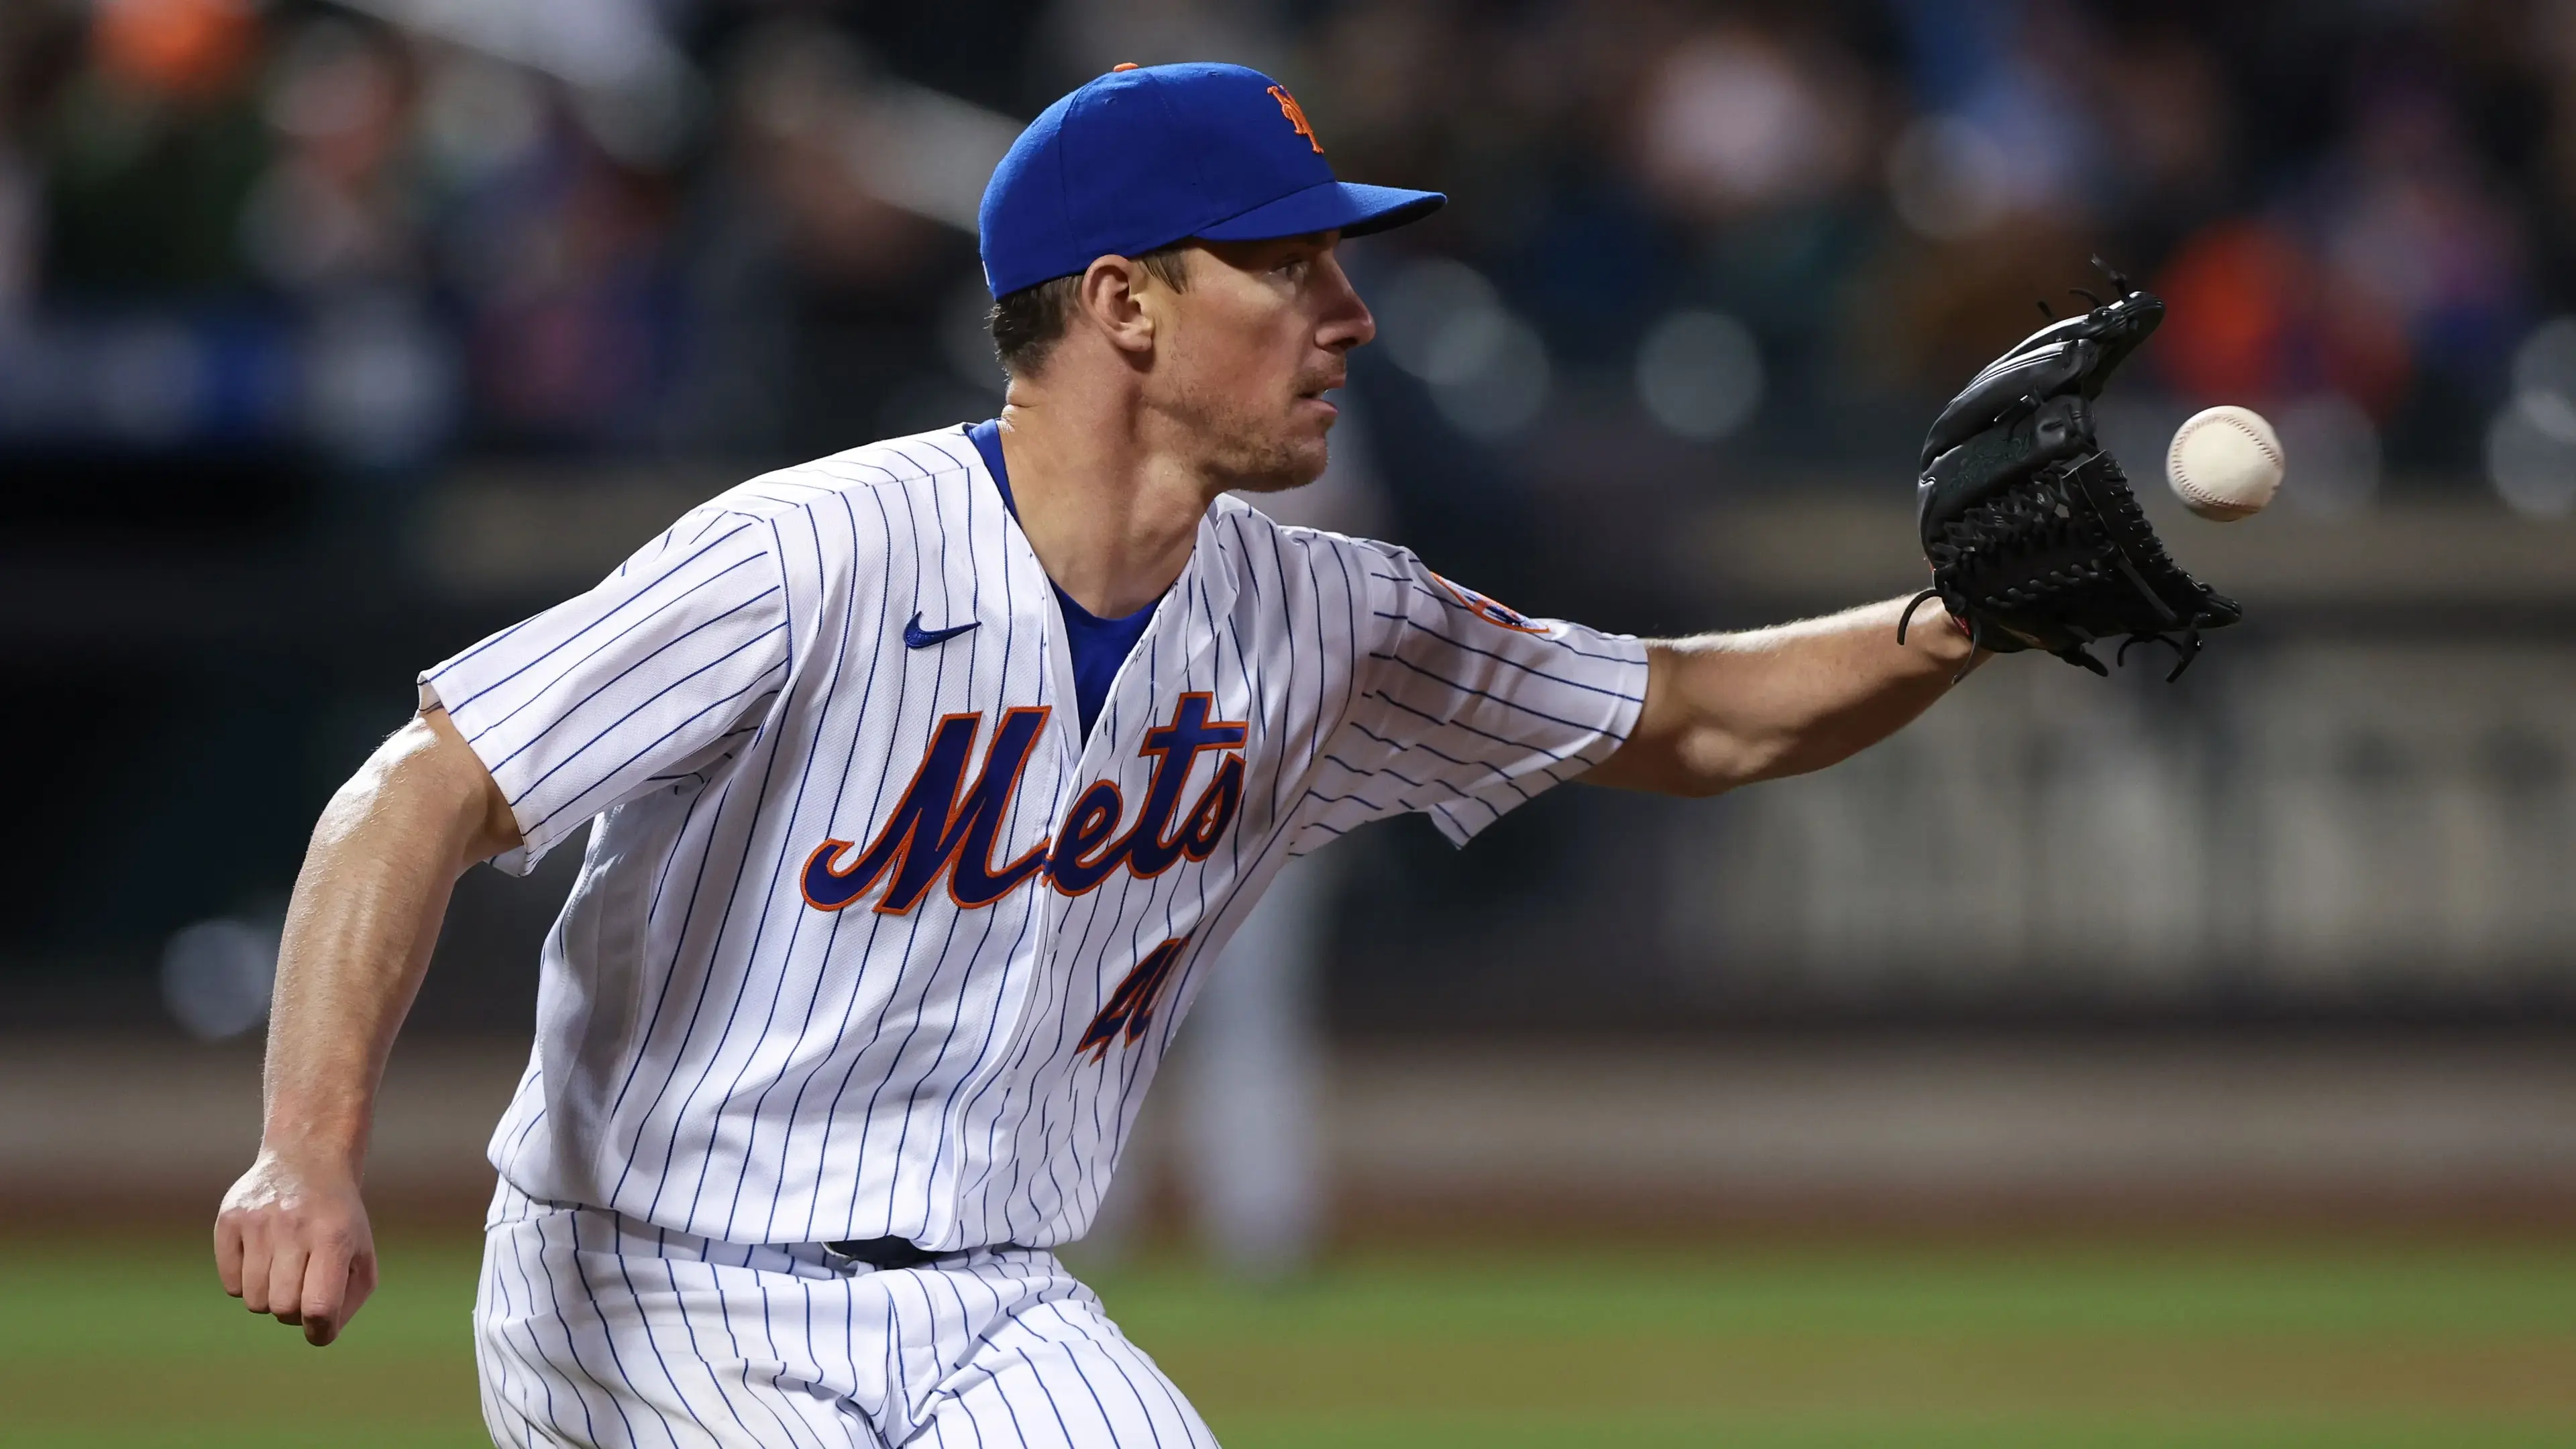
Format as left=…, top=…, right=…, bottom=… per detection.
left=2166, top=405, right=2284, bottom=521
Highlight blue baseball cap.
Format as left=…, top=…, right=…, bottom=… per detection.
left=979, top=62, right=1445, bottom=299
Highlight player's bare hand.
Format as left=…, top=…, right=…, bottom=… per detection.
left=215, top=1150, right=378, bottom=1346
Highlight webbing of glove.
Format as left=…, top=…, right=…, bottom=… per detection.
left=1904, top=447, right=2243, bottom=682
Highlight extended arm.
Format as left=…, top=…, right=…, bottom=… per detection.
left=1582, top=596, right=1978, bottom=798
left=213, top=706, right=519, bottom=1345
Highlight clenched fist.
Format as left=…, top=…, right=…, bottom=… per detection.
left=215, top=1151, right=378, bottom=1347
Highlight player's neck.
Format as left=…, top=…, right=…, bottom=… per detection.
left=991, top=397, right=1217, bottom=619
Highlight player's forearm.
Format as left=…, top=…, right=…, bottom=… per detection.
left=1594, top=596, right=1976, bottom=798
left=259, top=711, right=515, bottom=1169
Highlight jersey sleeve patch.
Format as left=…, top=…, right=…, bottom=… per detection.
left=1428, top=572, right=1552, bottom=635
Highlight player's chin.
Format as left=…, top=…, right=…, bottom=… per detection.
left=1230, top=431, right=1329, bottom=494
left=1289, top=394, right=1342, bottom=453
left=1286, top=423, right=1334, bottom=476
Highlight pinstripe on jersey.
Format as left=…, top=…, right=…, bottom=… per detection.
left=422, top=425, right=1648, bottom=1250
left=474, top=1177, right=1217, bottom=1448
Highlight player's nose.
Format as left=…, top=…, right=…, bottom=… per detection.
left=1341, top=297, right=1377, bottom=351
left=1318, top=250, right=1375, bottom=352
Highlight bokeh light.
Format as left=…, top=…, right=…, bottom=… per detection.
left=160, top=916, right=278, bottom=1042
left=1635, top=309, right=1764, bottom=441
left=1378, top=257, right=1551, bottom=439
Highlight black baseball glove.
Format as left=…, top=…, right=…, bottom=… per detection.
left=1898, top=262, right=2241, bottom=681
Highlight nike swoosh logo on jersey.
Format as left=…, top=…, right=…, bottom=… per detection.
left=903, top=612, right=979, bottom=649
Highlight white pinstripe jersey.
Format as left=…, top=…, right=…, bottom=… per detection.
left=421, top=425, right=1648, bottom=1250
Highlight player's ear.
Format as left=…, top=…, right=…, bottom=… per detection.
left=1073, top=254, right=1157, bottom=361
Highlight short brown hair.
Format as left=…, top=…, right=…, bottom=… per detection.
left=988, top=242, right=1193, bottom=378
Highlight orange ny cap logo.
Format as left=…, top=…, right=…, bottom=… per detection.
left=1267, top=84, right=1322, bottom=154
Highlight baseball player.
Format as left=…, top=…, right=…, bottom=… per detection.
left=216, top=63, right=1992, bottom=1446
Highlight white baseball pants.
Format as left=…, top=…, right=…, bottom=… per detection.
left=474, top=1180, right=1221, bottom=1448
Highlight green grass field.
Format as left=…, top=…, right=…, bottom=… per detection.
left=5, top=1233, right=2573, bottom=1447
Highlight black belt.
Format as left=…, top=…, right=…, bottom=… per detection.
left=825, top=1235, right=1021, bottom=1271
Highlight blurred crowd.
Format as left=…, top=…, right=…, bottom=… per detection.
left=1334, top=1, right=2571, bottom=472
left=4, top=0, right=2575, bottom=522
left=0, top=0, right=997, bottom=481
left=10, top=0, right=2576, bottom=1027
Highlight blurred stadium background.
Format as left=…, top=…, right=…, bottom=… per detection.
left=4, top=0, right=2575, bottom=1444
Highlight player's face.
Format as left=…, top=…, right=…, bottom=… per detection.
left=1148, top=233, right=1374, bottom=493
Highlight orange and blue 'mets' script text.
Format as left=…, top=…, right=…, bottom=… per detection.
left=800, top=694, right=1248, bottom=917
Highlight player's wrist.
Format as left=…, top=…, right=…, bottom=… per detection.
left=1910, top=602, right=1979, bottom=667
left=254, top=1122, right=370, bottom=1182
